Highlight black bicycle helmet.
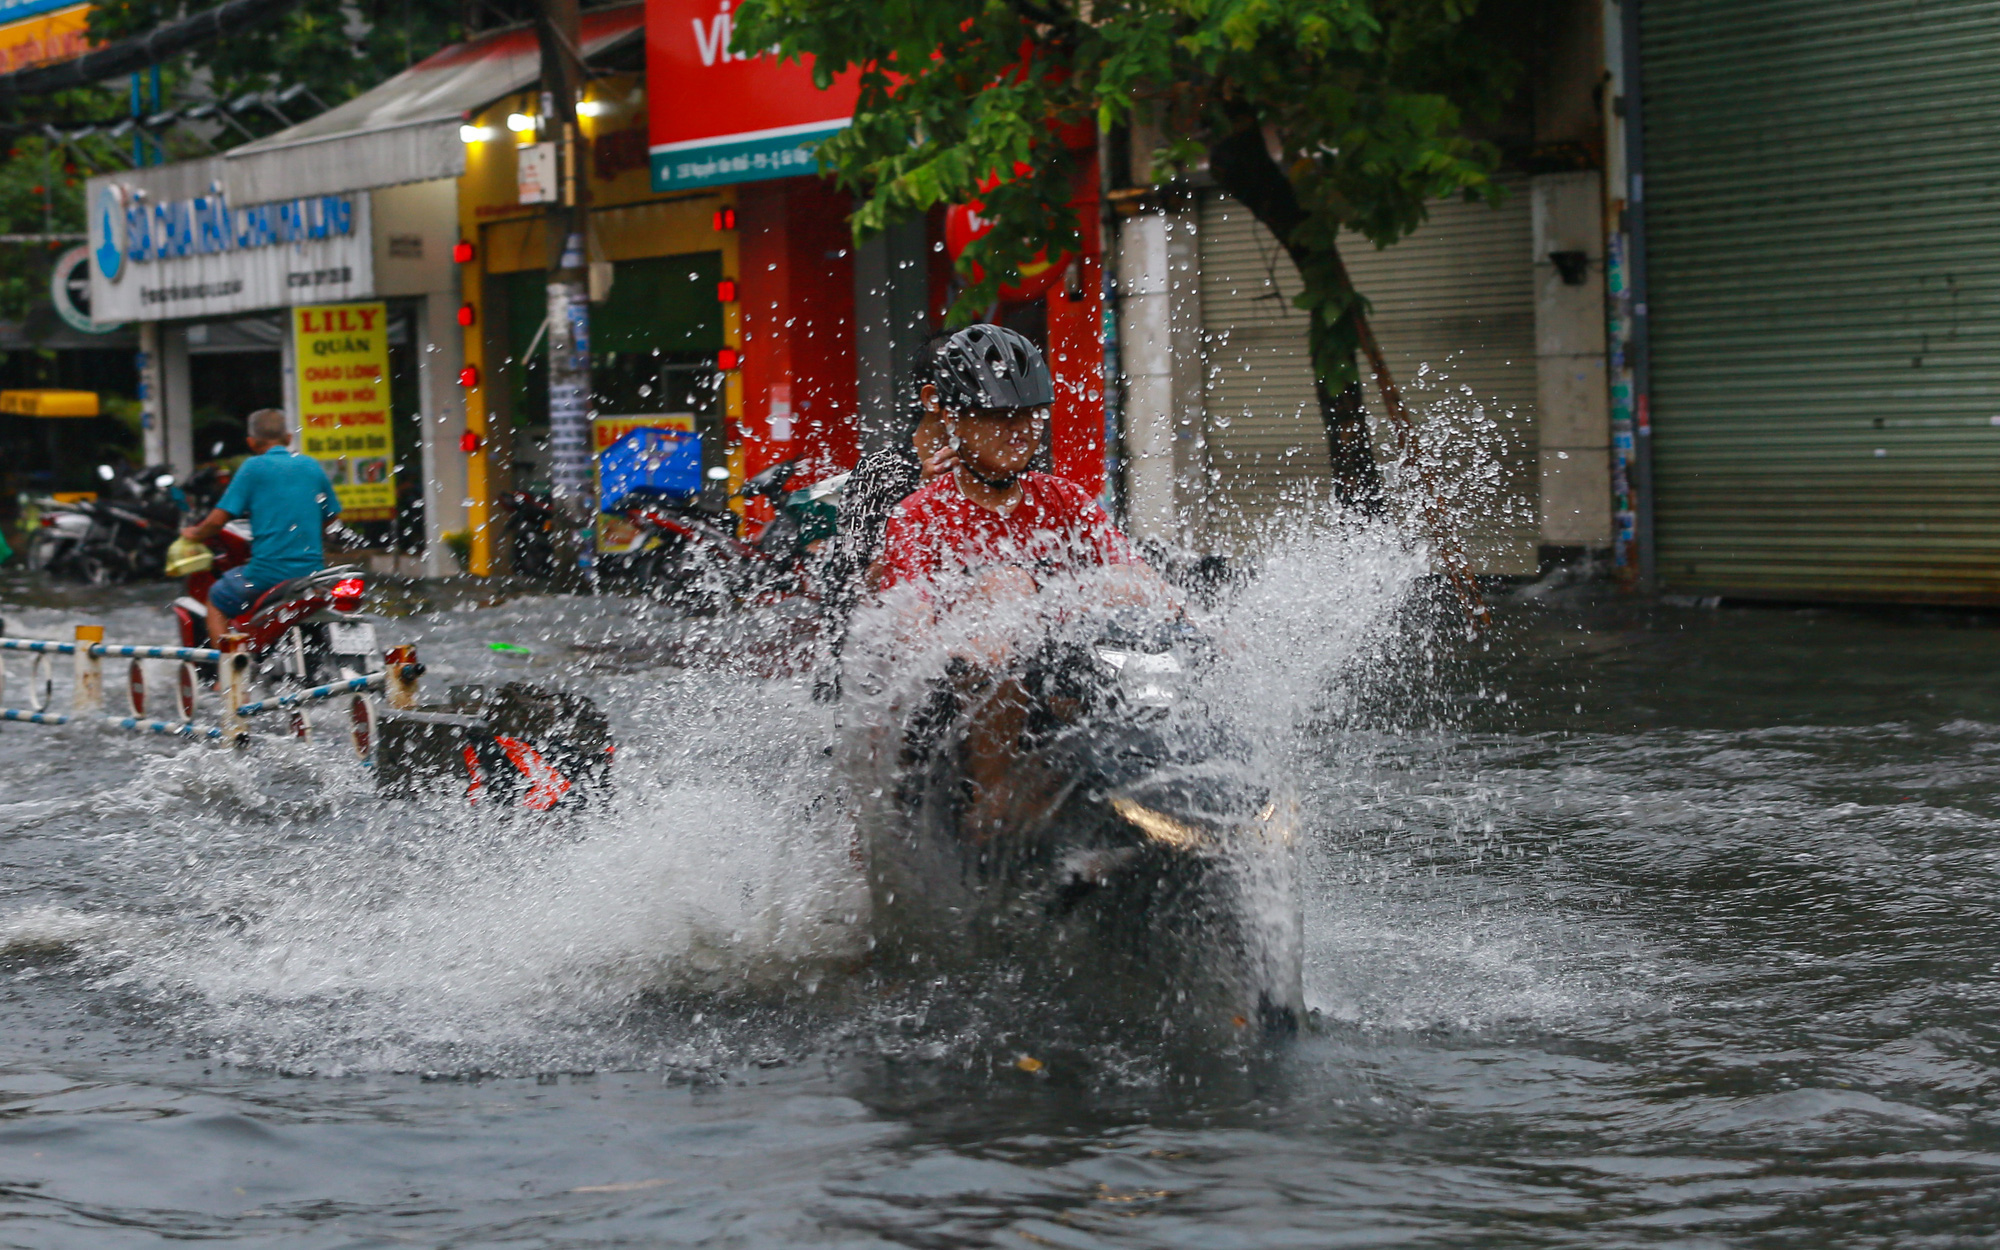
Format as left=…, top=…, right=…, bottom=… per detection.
left=932, top=323, right=1055, bottom=413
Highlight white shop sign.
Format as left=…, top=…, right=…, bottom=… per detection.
left=88, top=182, right=374, bottom=323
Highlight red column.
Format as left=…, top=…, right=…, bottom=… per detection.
left=1045, top=151, right=1104, bottom=498
left=737, top=176, right=859, bottom=522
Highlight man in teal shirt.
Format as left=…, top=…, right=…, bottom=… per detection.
left=180, top=407, right=342, bottom=641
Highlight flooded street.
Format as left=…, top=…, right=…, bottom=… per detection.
left=4, top=550, right=2000, bottom=1248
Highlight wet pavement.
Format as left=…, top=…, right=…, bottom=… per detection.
left=3, top=549, right=2000, bottom=1248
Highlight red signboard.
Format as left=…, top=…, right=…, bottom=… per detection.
left=646, top=0, right=862, bottom=191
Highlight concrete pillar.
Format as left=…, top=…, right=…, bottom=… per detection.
left=137, top=322, right=164, bottom=467
left=279, top=317, right=301, bottom=440
left=1163, top=199, right=1207, bottom=546
left=417, top=290, right=468, bottom=577
left=851, top=215, right=930, bottom=457
left=1117, top=209, right=1176, bottom=544
left=1531, top=170, right=1612, bottom=563
left=161, top=323, right=192, bottom=475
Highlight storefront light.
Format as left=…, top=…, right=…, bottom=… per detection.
left=453, top=240, right=476, bottom=264
left=716, top=347, right=741, bottom=371
left=575, top=100, right=609, bottom=118
left=459, top=364, right=480, bottom=388
left=716, top=279, right=737, bottom=303
left=459, top=124, right=494, bottom=143
left=506, top=113, right=536, bottom=133
left=457, top=303, right=477, bottom=327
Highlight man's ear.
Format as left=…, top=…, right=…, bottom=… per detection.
left=920, top=383, right=940, bottom=413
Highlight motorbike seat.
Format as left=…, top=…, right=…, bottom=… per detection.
left=239, top=573, right=323, bottom=621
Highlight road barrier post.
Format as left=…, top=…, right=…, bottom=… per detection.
left=219, top=632, right=252, bottom=743
left=72, top=625, right=103, bottom=713
left=384, top=645, right=420, bottom=710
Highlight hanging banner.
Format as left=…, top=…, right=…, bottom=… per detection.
left=293, top=301, right=396, bottom=521
left=646, top=0, right=862, bottom=191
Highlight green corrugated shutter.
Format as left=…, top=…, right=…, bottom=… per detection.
left=1645, top=0, right=2000, bottom=602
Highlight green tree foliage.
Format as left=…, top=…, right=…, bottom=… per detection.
left=733, top=0, right=1518, bottom=496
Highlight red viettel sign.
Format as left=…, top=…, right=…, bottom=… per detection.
left=647, top=0, right=862, bottom=192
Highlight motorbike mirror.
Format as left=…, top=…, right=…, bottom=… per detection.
left=706, top=467, right=729, bottom=481
left=95, top=464, right=114, bottom=481
left=155, top=473, right=175, bottom=489
left=211, top=441, right=225, bottom=456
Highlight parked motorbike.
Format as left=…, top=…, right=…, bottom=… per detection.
left=27, top=462, right=218, bottom=585
left=600, top=460, right=846, bottom=609
left=500, top=489, right=574, bottom=582
left=847, top=607, right=1303, bottom=1044
left=23, top=502, right=92, bottom=578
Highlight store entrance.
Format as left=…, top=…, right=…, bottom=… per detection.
left=496, top=252, right=725, bottom=493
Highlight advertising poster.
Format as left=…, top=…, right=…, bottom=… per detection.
left=593, top=412, right=695, bottom=452
left=645, top=0, right=861, bottom=191
left=593, top=413, right=697, bottom=551
left=294, top=301, right=396, bottom=521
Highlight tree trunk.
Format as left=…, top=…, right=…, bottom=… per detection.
left=1206, top=121, right=1386, bottom=512
left=1318, top=378, right=1383, bottom=516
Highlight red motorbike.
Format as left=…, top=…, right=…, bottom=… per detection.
left=171, top=522, right=382, bottom=692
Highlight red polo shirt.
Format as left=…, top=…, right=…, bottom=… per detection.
left=878, top=471, right=1133, bottom=593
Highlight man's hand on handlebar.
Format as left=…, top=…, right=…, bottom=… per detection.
left=181, top=507, right=231, bottom=544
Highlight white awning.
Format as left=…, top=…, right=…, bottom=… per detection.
left=222, top=4, right=642, bottom=204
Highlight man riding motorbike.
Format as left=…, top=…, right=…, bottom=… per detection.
left=178, top=408, right=342, bottom=645
left=872, top=324, right=1170, bottom=839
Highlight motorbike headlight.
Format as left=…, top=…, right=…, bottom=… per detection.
left=1095, top=647, right=1181, bottom=707
left=1110, top=797, right=1206, bottom=851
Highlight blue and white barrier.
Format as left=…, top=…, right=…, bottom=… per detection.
left=0, top=621, right=414, bottom=756
left=233, top=671, right=383, bottom=719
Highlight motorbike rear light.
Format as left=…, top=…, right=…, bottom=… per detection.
left=458, top=364, right=480, bottom=388
left=331, top=577, right=365, bottom=613
left=716, top=347, right=741, bottom=371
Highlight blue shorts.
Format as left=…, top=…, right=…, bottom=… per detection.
left=208, top=567, right=275, bottom=620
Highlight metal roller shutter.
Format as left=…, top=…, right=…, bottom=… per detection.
left=1196, top=185, right=1539, bottom=571
left=1644, top=0, right=2000, bottom=602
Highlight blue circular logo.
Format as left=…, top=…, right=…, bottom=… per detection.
left=92, top=185, right=125, bottom=284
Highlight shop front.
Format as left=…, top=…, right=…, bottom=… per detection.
left=638, top=0, right=1106, bottom=540
left=82, top=158, right=462, bottom=566
left=447, top=0, right=1113, bottom=576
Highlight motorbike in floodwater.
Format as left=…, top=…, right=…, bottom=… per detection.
left=171, top=523, right=383, bottom=707
left=850, top=608, right=1303, bottom=1044
left=599, top=459, right=845, bottom=609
